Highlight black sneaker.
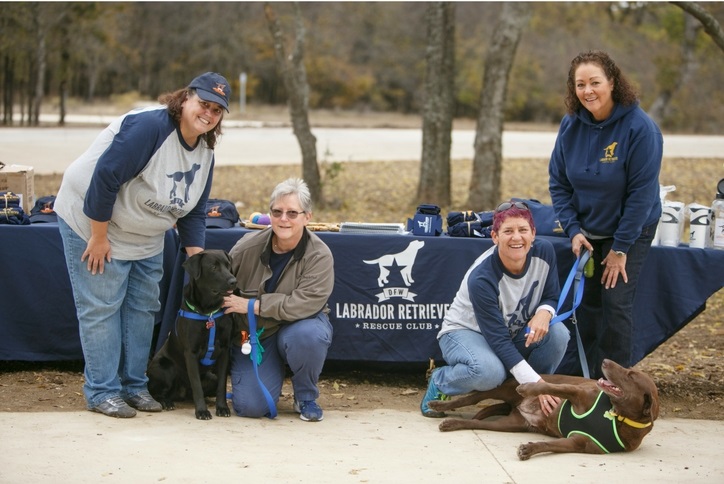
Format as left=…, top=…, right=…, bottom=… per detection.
left=124, top=390, right=162, bottom=412
left=90, top=396, right=137, bottom=418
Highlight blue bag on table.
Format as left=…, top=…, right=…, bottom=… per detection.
left=407, top=204, right=443, bottom=236
left=511, top=198, right=565, bottom=236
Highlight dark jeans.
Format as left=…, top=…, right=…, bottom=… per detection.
left=578, top=223, right=656, bottom=378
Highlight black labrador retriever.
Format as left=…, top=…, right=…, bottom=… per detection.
left=147, top=250, right=237, bottom=420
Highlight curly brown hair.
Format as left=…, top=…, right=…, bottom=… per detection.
left=564, top=50, right=638, bottom=115
left=158, top=88, right=223, bottom=150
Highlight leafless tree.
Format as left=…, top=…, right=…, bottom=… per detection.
left=418, top=2, right=455, bottom=207
left=648, top=13, right=700, bottom=125
left=672, top=1, right=724, bottom=54
left=264, top=2, right=321, bottom=204
left=30, top=3, right=47, bottom=126
left=467, top=3, right=531, bottom=210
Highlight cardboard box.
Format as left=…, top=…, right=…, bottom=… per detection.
left=0, top=164, right=35, bottom=213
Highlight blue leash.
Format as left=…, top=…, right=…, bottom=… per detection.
left=247, top=298, right=278, bottom=418
left=177, top=305, right=226, bottom=366
left=549, top=249, right=592, bottom=379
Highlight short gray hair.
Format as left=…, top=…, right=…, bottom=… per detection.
left=269, top=178, right=312, bottom=213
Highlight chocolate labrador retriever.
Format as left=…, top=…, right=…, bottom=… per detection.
left=428, top=359, right=659, bottom=460
left=147, top=250, right=237, bottom=420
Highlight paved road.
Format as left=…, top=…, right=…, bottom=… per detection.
left=2, top=115, right=723, bottom=174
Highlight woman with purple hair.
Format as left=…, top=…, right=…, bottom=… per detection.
left=421, top=201, right=569, bottom=418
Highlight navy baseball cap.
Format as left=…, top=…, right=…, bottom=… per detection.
left=205, top=199, right=239, bottom=229
left=30, top=195, right=57, bottom=223
left=188, top=72, right=231, bottom=112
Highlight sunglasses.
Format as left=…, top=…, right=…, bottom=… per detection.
left=270, top=209, right=306, bottom=219
left=495, top=201, right=530, bottom=213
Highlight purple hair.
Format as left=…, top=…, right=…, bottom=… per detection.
left=492, top=206, right=535, bottom=233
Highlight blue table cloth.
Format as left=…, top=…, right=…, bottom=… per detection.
left=1, top=224, right=722, bottom=371
left=159, top=228, right=724, bottom=370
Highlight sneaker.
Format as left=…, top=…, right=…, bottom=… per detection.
left=90, top=396, right=137, bottom=418
left=420, top=376, right=448, bottom=418
left=293, top=398, right=324, bottom=422
left=124, top=390, right=162, bottom=412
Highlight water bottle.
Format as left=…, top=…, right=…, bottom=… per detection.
left=712, top=178, right=724, bottom=250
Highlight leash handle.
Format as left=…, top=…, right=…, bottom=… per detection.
left=247, top=298, right=278, bottom=418
left=550, top=249, right=591, bottom=379
left=551, top=249, right=591, bottom=325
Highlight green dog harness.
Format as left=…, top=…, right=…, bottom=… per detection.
left=557, top=391, right=626, bottom=453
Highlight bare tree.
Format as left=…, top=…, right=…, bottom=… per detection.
left=418, top=2, right=455, bottom=207
left=672, top=1, right=724, bottom=54
left=648, top=12, right=699, bottom=125
left=264, top=2, right=321, bottom=204
left=30, top=2, right=47, bottom=127
left=466, top=3, right=531, bottom=210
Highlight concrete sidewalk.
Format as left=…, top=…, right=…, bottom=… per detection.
left=1, top=408, right=722, bottom=483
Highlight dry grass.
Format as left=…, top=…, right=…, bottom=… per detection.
left=34, top=157, right=724, bottom=228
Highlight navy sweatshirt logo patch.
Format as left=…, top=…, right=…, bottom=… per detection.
left=600, top=142, right=619, bottom=163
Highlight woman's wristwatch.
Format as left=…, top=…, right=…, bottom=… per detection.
left=613, top=250, right=626, bottom=257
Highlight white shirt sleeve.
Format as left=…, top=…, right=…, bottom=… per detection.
left=510, top=360, right=541, bottom=384
left=536, top=304, right=556, bottom=318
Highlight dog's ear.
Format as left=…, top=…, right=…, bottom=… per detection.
left=224, top=251, right=233, bottom=267
left=182, top=252, right=204, bottom=280
left=642, top=392, right=660, bottom=421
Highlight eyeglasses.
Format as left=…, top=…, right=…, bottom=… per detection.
left=270, top=209, right=306, bottom=219
left=495, top=201, right=529, bottom=213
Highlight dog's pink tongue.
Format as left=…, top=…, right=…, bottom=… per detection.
left=597, top=378, right=612, bottom=390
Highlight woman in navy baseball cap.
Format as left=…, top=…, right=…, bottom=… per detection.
left=53, top=71, right=231, bottom=418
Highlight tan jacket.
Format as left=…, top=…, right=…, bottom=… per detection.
left=229, top=228, right=334, bottom=339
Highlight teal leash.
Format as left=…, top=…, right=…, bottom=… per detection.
left=247, top=298, right=277, bottom=418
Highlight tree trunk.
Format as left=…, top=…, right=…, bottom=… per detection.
left=264, top=2, right=322, bottom=205
left=3, top=55, right=14, bottom=126
left=31, top=3, right=47, bottom=127
left=418, top=2, right=455, bottom=207
left=58, top=22, right=70, bottom=126
left=649, top=13, right=699, bottom=124
left=466, top=3, right=531, bottom=210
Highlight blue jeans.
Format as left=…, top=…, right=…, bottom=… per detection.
left=230, top=311, right=333, bottom=418
left=578, top=223, right=656, bottom=377
left=433, top=323, right=570, bottom=396
left=58, top=217, right=163, bottom=408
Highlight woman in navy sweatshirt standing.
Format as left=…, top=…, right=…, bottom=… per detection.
left=548, top=50, right=663, bottom=378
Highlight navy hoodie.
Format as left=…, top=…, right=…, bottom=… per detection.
left=548, top=102, right=663, bottom=253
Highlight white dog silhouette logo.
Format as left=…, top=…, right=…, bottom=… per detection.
left=364, top=240, right=425, bottom=288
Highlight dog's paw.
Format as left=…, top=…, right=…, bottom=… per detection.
left=216, top=405, right=231, bottom=418
left=516, top=383, right=536, bottom=397
left=161, top=401, right=176, bottom=411
left=195, top=409, right=213, bottom=420
left=438, top=418, right=466, bottom=432
left=517, top=443, right=534, bottom=461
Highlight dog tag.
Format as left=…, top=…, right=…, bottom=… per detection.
left=206, top=320, right=215, bottom=329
